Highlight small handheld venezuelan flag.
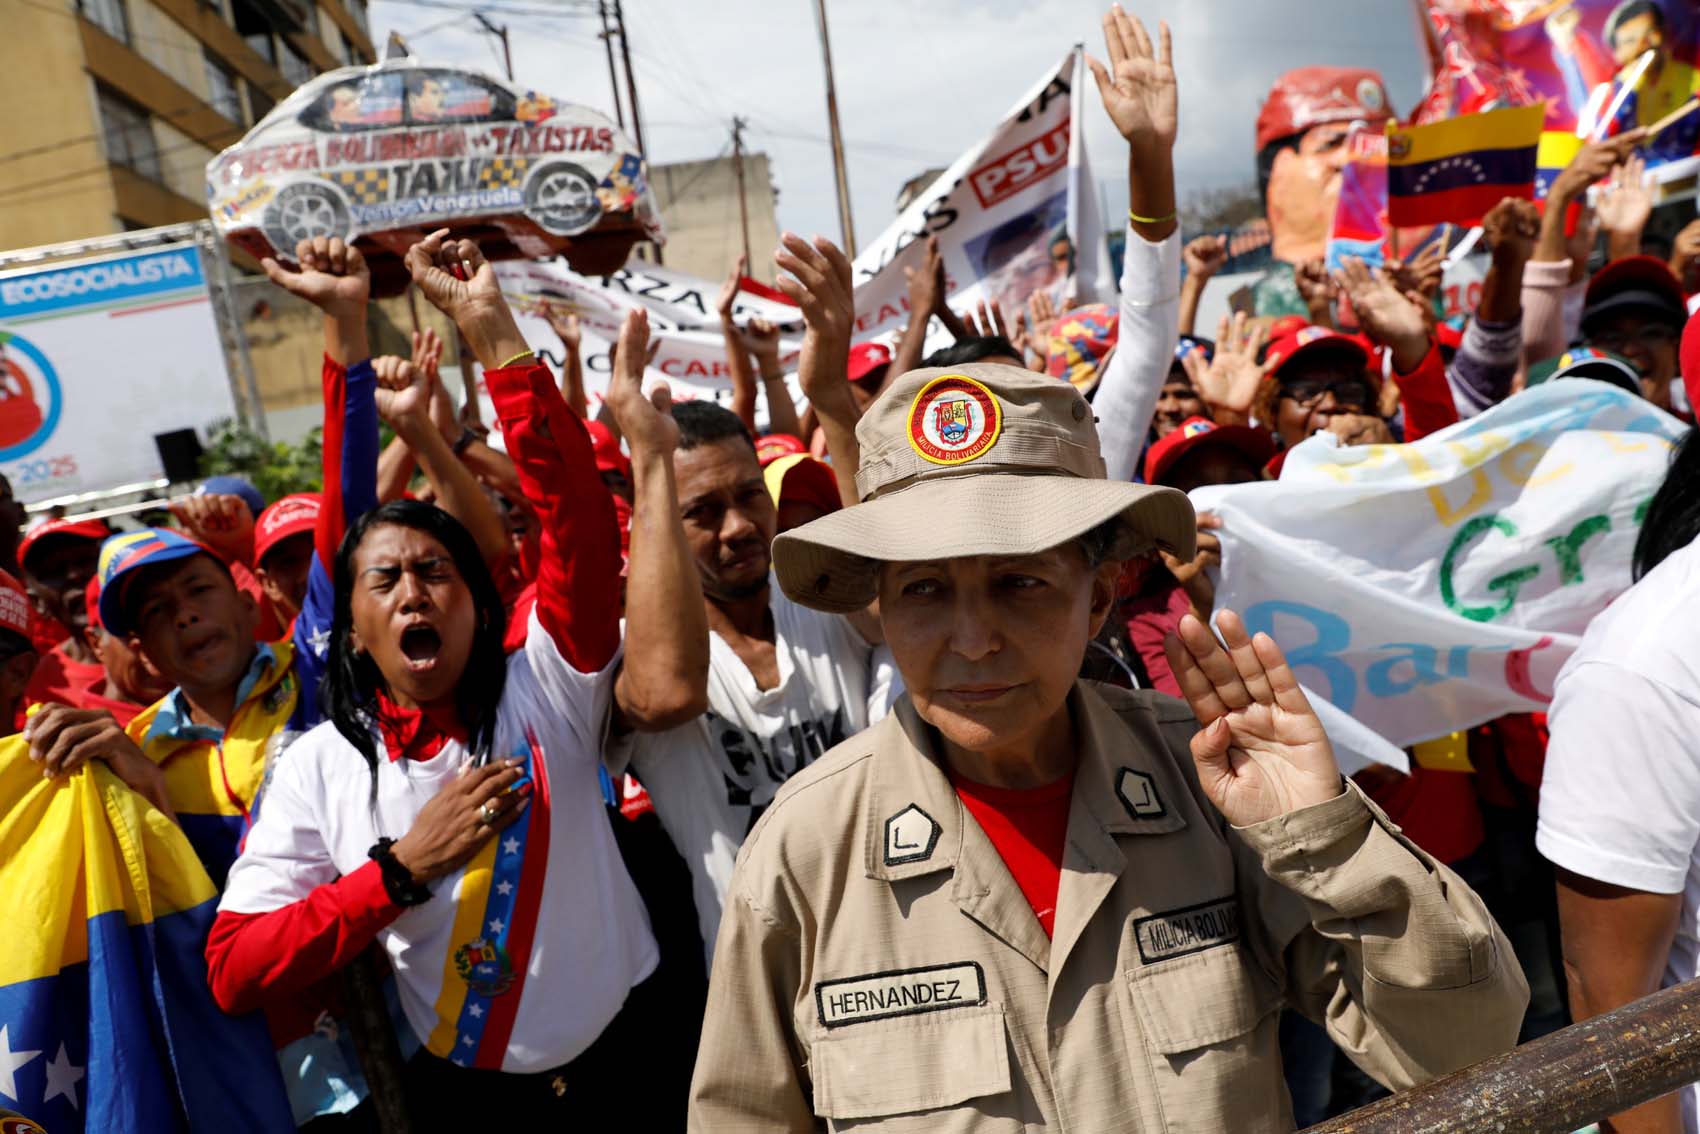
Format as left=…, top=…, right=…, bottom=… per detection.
left=1385, top=103, right=1546, bottom=227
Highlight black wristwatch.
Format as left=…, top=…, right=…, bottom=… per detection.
left=451, top=427, right=479, bottom=455
left=369, top=838, right=432, bottom=907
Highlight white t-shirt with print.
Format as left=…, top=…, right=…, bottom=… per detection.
left=1538, top=535, right=1700, bottom=1133
left=221, top=611, right=657, bottom=1074
left=612, top=577, right=873, bottom=958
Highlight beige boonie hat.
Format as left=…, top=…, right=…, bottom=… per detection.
left=773, top=363, right=1196, bottom=613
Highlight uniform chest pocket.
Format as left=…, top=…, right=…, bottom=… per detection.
left=811, top=1005, right=1012, bottom=1124
left=1125, top=947, right=1287, bottom=1134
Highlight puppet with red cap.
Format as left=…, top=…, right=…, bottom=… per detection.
left=1253, top=66, right=1395, bottom=316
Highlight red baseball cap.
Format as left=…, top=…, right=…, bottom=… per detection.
left=1583, top=255, right=1688, bottom=335
left=584, top=420, right=631, bottom=479
left=254, top=493, right=321, bottom=564
left=0, top=568, right=34, bottom=639
left=763, top=453, right=841, bottom=520
left=1679, top=306, right=1700, bottom=419
left=848, top=342, right=892, bottom=386
left=1263, top=325, right=1372, bottom=381
left=19, top=518, right=112, bottom=574
left=1144, top=416, right=1276, bottom=486
left=755, top=432, right=808, bottom=467
left=84, top=574, right=103, bottom=632
left=1256, top=66, right=1393, bottom=152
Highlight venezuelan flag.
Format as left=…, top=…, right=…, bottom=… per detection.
left=1386, top=103, right=1546, bottom=227
left=0, top=740, right=292, bottom=1132
left=1535, top=130, right=1586, bottom=200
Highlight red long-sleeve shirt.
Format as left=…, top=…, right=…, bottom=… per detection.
left=206, top=358, right=622, bottom=1016
left=1392, top=341, right=1458, bottom=443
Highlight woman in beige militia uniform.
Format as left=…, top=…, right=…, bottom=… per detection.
left=687, top=9, right=1530, bottom=1132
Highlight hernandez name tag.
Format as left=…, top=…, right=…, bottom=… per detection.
left=815, top=962, right=987, bottom=1028
left=1133, top=897, right=1240, bottom=964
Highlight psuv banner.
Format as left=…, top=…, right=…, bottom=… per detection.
left=0, top=742, right=292, bottom=1132
left=849, top=48, right=1112, bottom=352
left=1192, top=382, right=1684, bottom=748
left=0, top=244, right=237, bottom=504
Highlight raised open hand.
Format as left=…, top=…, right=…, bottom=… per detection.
left=960, top=298, right=1012, bottom=341
left=904, top=234, right=947, bottom=316
left=716, top=255, right=747, bottom=321
left=260, top=236, right=369, bottom=316
left=1335, top=256, right=1427, bottom=359
left=410, top=326, right=444, bottom=382
left=604, top=308, right=678, bottom=454
left=1086, top=4, right=1176, bottom=153
left=543, top=303, right=581, bottom=352
left=775, top=232, right=856, bottom=414
left=1185, top=311, right=1269, bottom=425
left=1597, top=152, right=1653, bottom=237
left=1163, top=609, right=1342, bottom=828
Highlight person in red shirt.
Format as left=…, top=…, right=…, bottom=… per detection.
left=0, top=568, right=40, bottom=731
left=19, top=517, right=109, bottom=712
left=1120, top=417, right=1271, bottom=695
left=77, top=576, right=170, bottom=727
left=251, top=492, right=321, bottom=629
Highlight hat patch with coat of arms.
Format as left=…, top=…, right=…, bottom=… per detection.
left=907, top=375, right=1002, bottom=466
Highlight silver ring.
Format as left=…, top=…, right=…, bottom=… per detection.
left=478, top=800, right=499, bottom=825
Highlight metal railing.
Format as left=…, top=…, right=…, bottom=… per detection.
left=1301, top=979, right=1700, bottom=1133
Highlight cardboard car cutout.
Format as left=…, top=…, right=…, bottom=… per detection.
left=206, top=57, right=662, bottom=293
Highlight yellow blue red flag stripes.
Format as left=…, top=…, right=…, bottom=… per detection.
left=1386, top=103, right=1546, bottom=226
left=0, top=741, right=292, bottom=1132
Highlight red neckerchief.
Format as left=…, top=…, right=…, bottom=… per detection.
left=374, top=690, right=468, bottom=763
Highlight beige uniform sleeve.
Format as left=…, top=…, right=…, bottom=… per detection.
left=1233, top=781, right=1529, bottom=1090
left=688, top=884, right=817, bottom=1133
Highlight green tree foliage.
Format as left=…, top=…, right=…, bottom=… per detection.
left=198, top=419, right=323, bottom=502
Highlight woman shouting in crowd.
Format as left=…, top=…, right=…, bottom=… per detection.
left=207, top=230, right=709, bottom=1127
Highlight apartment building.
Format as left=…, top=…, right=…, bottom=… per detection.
left=1, top=0, right=375, bottom=250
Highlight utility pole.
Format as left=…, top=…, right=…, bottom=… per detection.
left=597, top=0, right=626, bottom=128
left=609, top=0, right=659, bottom=262
left=811, top=0, right=857, bottom=257
left=731, top=116, right=752, bottom=271
left=471, top=12, right=512, bottom=81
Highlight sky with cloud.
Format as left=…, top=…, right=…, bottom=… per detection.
left=369, top=0, right=1432, bottom=253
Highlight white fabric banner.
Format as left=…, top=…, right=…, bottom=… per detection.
left=1192, top=382, right=1685, bottom=749
left=490, top=258, right=804, bottom=414
left=0, top=244, right=237, bottom=504
left=849, top=47, right=1111, bottom=353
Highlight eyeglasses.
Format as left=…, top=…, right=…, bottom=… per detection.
left=1278, top=377, right=1373, bottom=409
left=1589, top=325, right=1677, bottom=353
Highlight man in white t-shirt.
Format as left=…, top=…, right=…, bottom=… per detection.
left=612, top=399, right=877, bottom=958
left=1539, top=530, right=1700, bottom=1134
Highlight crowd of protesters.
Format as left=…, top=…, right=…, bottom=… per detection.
left=8, top=2, right=1700, bottom=1132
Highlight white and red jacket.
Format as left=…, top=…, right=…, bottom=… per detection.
left=206, top=360, right=654, bottom=1072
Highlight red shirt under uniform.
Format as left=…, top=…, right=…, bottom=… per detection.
left=949, top=769, right=1076, bottom=938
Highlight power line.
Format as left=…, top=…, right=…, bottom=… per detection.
left=374, top=0, right=598, bottom=17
